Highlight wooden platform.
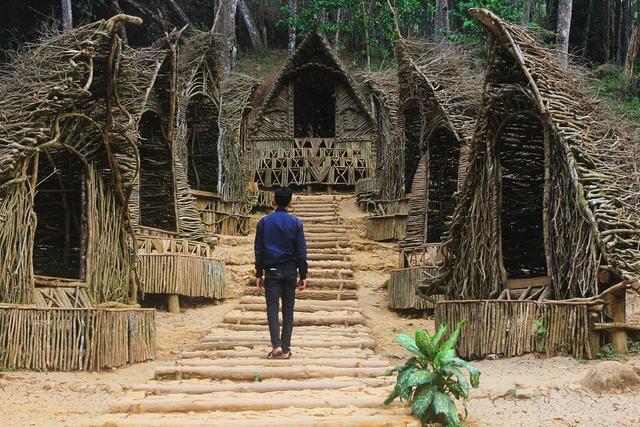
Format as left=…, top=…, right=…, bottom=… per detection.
left=0, top=305, right=156, bottom=371
left=97, top=194, right=416, bottom=426
left=137, top=229, right=226, bottom=299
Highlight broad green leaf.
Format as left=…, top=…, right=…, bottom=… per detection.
left=415, top=329, right=436, bottom=357
left=442, top=320, right=466, bottom=353
left=411, top=384, right=435, bottom=418
left=403, top=369, right=434, bottom=389
left=468, top=366, right=481, bottom=388
left=447, top=398, right=461, bottom=426
left=396, top=367, right=417, bottom=400
left=445, top=366, right=470, bottom=396
left=432, top=323, right=448, bottom=345
left=396, top=333, right=422, bottom=356
left=432, top=390, right=453, bottom=417
left=436, top=348, right=456, bottom=368
left=384, top=387, right=400, bottom=406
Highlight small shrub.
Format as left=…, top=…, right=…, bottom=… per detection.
left=384, top=320, right=480, bottom=426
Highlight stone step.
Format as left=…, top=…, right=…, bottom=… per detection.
left=180, top=347, right=376, bottom=360
left=239, top=296, right=358, bottom=308
left=192, top=336, right=374, bottom=351
left=100, top=412, right=417, bottom=427
left=307, top=261, right=353, bottom=270
left=153, top=365, right=389, bottom=381
left=242, top=288, right=358, bottom=300
left=130, top=377, right=391, bottom=394
left=223, top=310, right=364, bottom=326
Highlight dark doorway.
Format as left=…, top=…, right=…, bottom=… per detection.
left=33, top=148, right=85, bottom=279
left=426, top=127, right=460, bottom=243
left=294, top=69, right=336, bottom=138
left=498, top=113, right=547, bottom=279
left=187, top=95, right=219, bottom=192
left=139, top=111, right=177, bottom=231
left=403, top=100, right=422, bottom=193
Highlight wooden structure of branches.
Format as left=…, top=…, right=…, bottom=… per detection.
left=0, top=15, right=158, bottom=371
left=249, top=31, right=376, bottom=190
left=428, top=9, right=640, bottom=303
left=131, top=29, right=226, bottom=299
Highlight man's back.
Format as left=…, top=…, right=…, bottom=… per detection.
left=255, top=208, right=308, bottom=279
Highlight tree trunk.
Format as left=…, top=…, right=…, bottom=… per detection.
left=434, top=0, right=450, bottom=39
left=361, top=0, right=371, bottom=70
left=625, top=25, right=640, bottom=80
left=212, top=0, right=239, bottom=75
left=238, top=0, right=265, bottom=52
left=164, top=0, right=192, bottom=27
left=581, top=0, right=593, bottom=58
left=61, top=0, right=73, bottom=31
left=522, top=0, right=534, bottom=25
left=334, top=8, right=341, bottom=49
left=288, top=0, right=297, bottom=55
left=556, top=0, right=573, bottom=68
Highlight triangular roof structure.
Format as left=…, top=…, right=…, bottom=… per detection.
left=429, top=9, right=640, bottom=300
left=256, top=30, right=373, bottom=126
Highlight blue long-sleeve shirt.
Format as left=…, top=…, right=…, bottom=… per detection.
left=254, top=207, right=308, bottom=280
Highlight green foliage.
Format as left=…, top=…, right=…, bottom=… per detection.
left=385, top=321, right=480, bottom=427
left=592, top=68, right=640, bottom=122
left=449, top=0, right=524, bottom=46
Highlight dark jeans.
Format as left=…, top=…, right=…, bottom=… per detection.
left=264, top=268, right=297, bottom=353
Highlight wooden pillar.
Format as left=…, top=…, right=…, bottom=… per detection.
left=604, top=293, right=627, bottom=354
left=307, top=185, right=312, bottom=194
left=168, top=294, right=180, bottom=313
left=327, top=185, right=333, bottom=195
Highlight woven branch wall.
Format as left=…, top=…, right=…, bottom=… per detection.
left=250, top=32, right=376, bottom=189
left=0, top=17, right=162, bottom=305
left=433, top=10, right=639, bottom=300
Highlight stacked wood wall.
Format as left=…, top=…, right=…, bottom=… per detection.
left=0, top=306, right=156, bottom=371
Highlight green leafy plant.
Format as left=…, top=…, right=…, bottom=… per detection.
left=384, top=320, right=480, bottom=426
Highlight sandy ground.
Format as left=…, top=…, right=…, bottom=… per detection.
left=3, top=198, right=640, bottom=426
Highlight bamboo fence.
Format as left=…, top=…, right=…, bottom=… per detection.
left=435, top=300, right=595, bottom=359
left=0, top=306, right=156, bottom=371
left=389, top=267, right=442, bottom=309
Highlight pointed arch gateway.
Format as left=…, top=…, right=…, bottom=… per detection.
left=250, top=31, right=376, bottom=190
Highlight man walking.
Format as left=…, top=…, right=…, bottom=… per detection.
left=254, top=187, right=307, bottom=359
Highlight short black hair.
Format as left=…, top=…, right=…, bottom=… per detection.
left=274, top=187, right=293, bottom=208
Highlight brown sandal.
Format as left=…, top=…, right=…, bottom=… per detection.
left=267, top=349, right=282, bottom=359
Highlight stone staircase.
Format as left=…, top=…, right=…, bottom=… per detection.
left=96, top=194, right=417, bottom=427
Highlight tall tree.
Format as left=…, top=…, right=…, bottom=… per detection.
left=626, top=24, right=640, bottom=80
left=61, top=0, right=72, bottom=31
left=556, top=0, right=573, bottom=68
left=522, top=0, right=534, bottom=25
left=213, top=0, right=239, bottom=74
left=434, top=0, right=450, bottom=39
left=238, top=0, right=265, bottom=52
left=288, top=0, right=297, bottom=54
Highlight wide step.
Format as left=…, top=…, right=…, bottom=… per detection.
left=100, top=194, right=415, bottom=426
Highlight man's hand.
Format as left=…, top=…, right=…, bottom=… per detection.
left=297, top=279, right=307, bottom=291
left=256, top=277, right=265, bottom=292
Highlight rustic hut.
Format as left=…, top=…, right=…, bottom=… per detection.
left=355, top=69, right=406, bottom=225
left=250, top=31, right=376, bottom=191
left=426, top=9, right=640, bottom=359
left=131, top=30, right=226, bottom=309
left=191, top=72, right=261, bottom=236
left=0, top=16, right=156, bottom=371
left=366, top=39, right=480, bottom=308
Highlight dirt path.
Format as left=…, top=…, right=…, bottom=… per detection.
left=4, top=196, right=640, bottom=426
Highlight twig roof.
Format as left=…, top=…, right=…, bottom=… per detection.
left=434, top=9, right=640, bottom=300
left=254, top=31, right=374, bottom=128
left=218, top=72, right=261, bottom=202
left=0, top=16, right=158, bottom=193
